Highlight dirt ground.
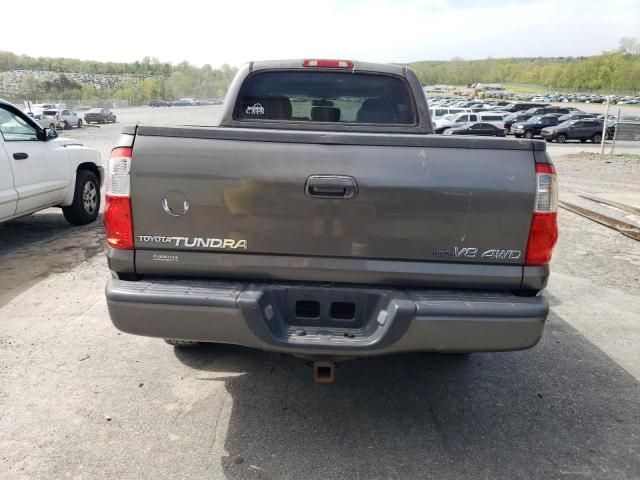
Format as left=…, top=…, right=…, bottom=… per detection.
left=0, top=106, right=638, bottom=479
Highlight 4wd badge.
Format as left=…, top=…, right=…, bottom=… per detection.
left=433, top=247, right=522, bottom=260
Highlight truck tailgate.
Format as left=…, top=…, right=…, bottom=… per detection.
left=130, top=128, right=538, bottom=285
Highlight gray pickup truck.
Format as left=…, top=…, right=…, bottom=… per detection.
left=104, top=59, right=558, bottom=380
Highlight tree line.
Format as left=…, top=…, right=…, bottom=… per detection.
left=410, top=38, right=640, bottom=94
left=0, top=52, right=173, bottom=76
left=0, top=52, right=237, bottom=104
left=2, top=37, right=639, bottom=104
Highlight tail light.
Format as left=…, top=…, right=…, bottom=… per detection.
left=303, top=59, right=354, bottom=69
left=104, top=147, right=134, bottom=250
left=525, top=163, right=558, bottom=265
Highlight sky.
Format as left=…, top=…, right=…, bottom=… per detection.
left=3, top=0, right=640, bottom=67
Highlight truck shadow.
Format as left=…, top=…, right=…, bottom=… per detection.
left=174, top=315, right=639, bottom=479
left=0, top=209, right=105, bottom=307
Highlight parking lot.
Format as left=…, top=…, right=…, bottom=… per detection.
left=1, top=105, right=639, bottom=479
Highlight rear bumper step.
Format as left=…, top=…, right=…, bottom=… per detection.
left=106, top=279, right=549, bottom=355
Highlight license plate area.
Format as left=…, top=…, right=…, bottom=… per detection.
left=285, top=288, right=367, bottom=329
left=238, top=283, right=415, bottom=350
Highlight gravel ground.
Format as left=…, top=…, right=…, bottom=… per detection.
left=0, top=106, right=639, bottom=480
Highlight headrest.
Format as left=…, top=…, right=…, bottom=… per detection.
left=311, top=106, right=341, bottom=122
left=356, top=98, right=397, bottom=123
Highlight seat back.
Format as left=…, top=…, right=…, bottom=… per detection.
left=356, top=98, right=397, bottom=123
left=311, top=106, right=341, bottom=122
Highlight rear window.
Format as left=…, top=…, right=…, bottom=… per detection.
left=235, top=71, right=416, bottom=125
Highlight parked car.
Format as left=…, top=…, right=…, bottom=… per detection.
left=31, top=113, right=57, bottom=130
left=502, top=103, right=549, bottom=113
left=173, top=98, right=197, bottom=106
left=42, top=109, right=82, bottom=129
left=475, top=112, right=509, bottom=128
left=24, top=112, right=56, bottom=130
left=104, top=59, right=558, bottom=375
left=541, top=119, right=614, bottom=143
left=531, top=96, right=549, bottom=102
left=596, top=114, right=620, bottom=126
left=149, top=100, right=171, bottom=107
left=469, top=103, right=494, bottom=111
left=434, top=112, right=506, bottom=133
left=511, top=114, right=562, bottom=139
left=40, top=109, right=60, bottom=127
left=523, top=106, right=572, bottom=116
left=32, top=103, right=56, bottom=110
left=0, top=99, right=103, bottom=225
left=503, top=113, right=534, bottom=134
left=84, top=108, right=117, bottom=124
left=429, top=107, right=471, bottom=120
left=556, top=113, right=596, bottom=123
left=443, top=122, right=506, bottom=137
left=433, top=112, right=479, bottom=133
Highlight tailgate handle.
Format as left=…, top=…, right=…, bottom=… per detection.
left=305, top=175, right=357, bottom=199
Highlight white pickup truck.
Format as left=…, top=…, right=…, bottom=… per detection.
left=0, top=99, right=103, bottom=225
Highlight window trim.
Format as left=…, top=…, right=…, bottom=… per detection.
left=0, top=104, right=41, bottom=142
left=232, top=69, right=419, bottom=128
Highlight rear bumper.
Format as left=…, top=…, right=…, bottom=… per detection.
left=106, top=279, right=549, bottom=356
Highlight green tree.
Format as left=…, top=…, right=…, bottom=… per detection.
left=20, top=75, right=43, bottom=100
